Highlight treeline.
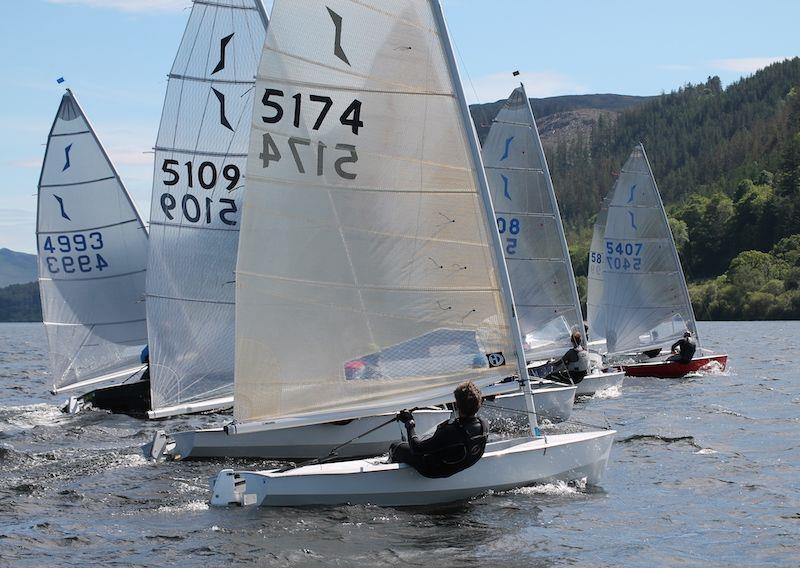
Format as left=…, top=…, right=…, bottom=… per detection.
left=0, top=282, right=41, bottom=322
left=549, top=58, right=800, bottom=225
left=554, top=58, right=800, bottom=319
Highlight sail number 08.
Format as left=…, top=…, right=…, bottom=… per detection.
left=42, top=232, right=108, bottom=274
left=496, top=216, right=521, bottom=255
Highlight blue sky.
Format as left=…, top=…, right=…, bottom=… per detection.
left=2, top=0, right=798, bottom=253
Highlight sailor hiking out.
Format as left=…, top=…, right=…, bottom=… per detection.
left=390, top=381, right=489, bottom=479
left=549, top=331, right=589, bottom=385
left=668, top=331, right=697, bottom=364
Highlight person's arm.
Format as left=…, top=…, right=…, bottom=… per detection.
left=407, top=421, right=455, bottom=455
left=671, top=340, right=681, bottom=352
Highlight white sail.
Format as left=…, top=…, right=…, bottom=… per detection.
left=482, top=86, right=583, bottom=360
left=600, top=144, right=697, bottom=354
left=232, top=0, right=524, bottom=432
left=145, top=0, right=268, bottom=415
left=586, top=197, right=609, bottom=345
left=36, top=90, right=149, bottom=394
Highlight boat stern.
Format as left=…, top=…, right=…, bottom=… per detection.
left=210, top=470, right=262, bottom=507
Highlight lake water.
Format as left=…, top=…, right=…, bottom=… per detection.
left=0, top=321, right=798, bottom=566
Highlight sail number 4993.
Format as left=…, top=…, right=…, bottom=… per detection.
left=42, top=232, right=108, bottom=274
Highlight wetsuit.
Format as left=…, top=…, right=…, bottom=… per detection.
left=549, top=345, right=589, bottom=384
left=390, top=415, right=489, bottom=478
left=668, top=337, right=696, bottom=364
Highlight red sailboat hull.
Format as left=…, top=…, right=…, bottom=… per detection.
left=623, top=354, right=728, bottom=378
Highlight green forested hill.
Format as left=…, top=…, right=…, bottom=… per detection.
left=473, top=57, right=800, bottom=320
left=0, top=282, right=41, bottom=322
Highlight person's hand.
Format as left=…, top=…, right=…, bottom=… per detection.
left=397, top=409, right=414, bottom=424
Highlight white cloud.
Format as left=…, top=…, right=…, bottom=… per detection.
left=46, top=0, right=188, bottom=13
left=711, top=56, right=789, bottom=74
left=466, top=71, right=586, bottom=104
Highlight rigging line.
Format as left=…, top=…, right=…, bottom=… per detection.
left=272, top=408, right=424, bottom=473
left=481, top=401, right=611, bottom=432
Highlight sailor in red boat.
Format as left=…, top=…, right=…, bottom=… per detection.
left=667, top=331, right=697, bottom=364
left=389, top=381, right=488, bottom=478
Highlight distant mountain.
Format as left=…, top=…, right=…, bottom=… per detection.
left=0, top=248, right=37, bottom=287
left=470, top=93, right=653, bottom=144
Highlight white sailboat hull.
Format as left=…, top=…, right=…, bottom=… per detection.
left=210, top=430, right=615, bottom=507
left=483, top=382, right=575, bottom=423
left=148, top=410, right=449, bottom=461
left=575, top=369, right=625, bottom=396
left=147, top=382, right=576, bottom=461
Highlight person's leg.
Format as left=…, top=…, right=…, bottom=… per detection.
left=666, top=353, right=681, bottom=362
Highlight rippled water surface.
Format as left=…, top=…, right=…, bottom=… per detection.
left=1, top=322, right=798, bottom=566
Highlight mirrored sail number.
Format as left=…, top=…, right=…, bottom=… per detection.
left=605, top=240, right=643, bottom=271
left=589, top=251, right=604, bottom=275
left=259, top=133, right=357, bottom=180
left=42, top=232, right=108, bottom=275
left=160, top=159, right=239, bottom=226
left=260, top=89, right=363, bottom=135
left=496, top=217, right=521, bottom=255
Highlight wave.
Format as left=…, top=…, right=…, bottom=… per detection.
left=617, top=434, right=705, bottom=451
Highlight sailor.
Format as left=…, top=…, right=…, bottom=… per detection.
left=667, top=331, right=696, bottom=364
left=140, top=345, right=150, bottom=382
left=389, top=381, right=488, bottom=478
left=551, top=330, right=589, bottom=384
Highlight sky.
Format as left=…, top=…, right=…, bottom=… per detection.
left=1, top=0, right=798, bottom=254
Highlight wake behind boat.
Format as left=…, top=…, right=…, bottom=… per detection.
left=208, top=0, right=614, bottom=508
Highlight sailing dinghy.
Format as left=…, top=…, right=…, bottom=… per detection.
left=209, top=0, right=614, bottom=507
left=588, top=144, right=727, bottom=377
left=481, top=85, right=623, bottom=397
left=144, top=0, right=269, bottom=419
left=36, top=89, right=150, bottom=415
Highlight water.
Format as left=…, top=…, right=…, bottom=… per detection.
left=1, top=322, right=798, bottom=566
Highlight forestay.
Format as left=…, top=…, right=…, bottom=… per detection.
left=600, top=144, right=697, bottom=354
left=586, top=197, right=609, bottom=345
left=482, top=86, right=583, bottom=361
left=145, top=0, right=268, bottom=416
left=37, top=90, right=149, bottom=394
left=233, top=0, right=523, bottom=431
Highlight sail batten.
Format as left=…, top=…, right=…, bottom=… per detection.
left=597, top=144, right=697, bottom=354
left=232, top=0, right=522, bottom=430
left=37, top=90, right=149, bottom=393
left=145, top=0, right=268, bottom=414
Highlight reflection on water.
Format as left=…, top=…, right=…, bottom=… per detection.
left=0, top=321, right=798, bottom=566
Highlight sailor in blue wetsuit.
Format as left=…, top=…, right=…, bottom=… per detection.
left=140, top=345, right=150, bottom=382
left=389, top=381, right=489, bottom=478
left=667, top=331, right=696, bottom=364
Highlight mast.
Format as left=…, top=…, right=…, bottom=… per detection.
left=638, top=143, right=699, bottom=346
left=429, top=1, right=538, bottom=434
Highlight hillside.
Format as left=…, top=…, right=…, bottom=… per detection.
left=470, top=93, right=651, bottom=144
left=0, top=248, right=37, bottom=288
left=0, top=281, right=41, bottom=322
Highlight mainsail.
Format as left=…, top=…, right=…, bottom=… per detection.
left=37, top=90, right=149, bottom=394
left=232, top=0, right=525, bottom=432
left=145, top=0, right=268, bottom=417
left=482, top=85, right=583, bottom=361
left=600, top=144, right=697, bottom=354
left=586, top=197, right=609, bottom=345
